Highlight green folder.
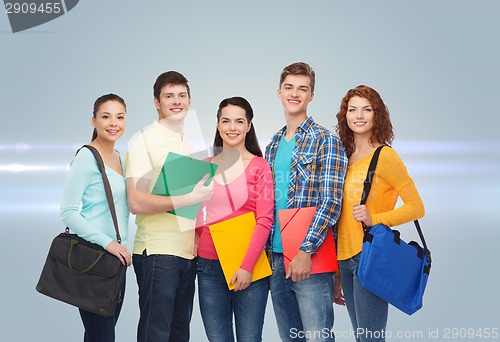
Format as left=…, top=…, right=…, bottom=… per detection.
left=151, top=152, right=218, bottom=220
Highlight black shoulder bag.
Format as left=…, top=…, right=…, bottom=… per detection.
left=36, top=145, right=127, bottom=317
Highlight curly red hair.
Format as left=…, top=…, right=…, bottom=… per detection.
left=336, top=85, right=394, bottom=157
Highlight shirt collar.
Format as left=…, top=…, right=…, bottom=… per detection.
left=297, top=116, right=315, bottom=134
left=153, top=120, right=187, bottom=139
left=272, top=116, right=315, bottom=146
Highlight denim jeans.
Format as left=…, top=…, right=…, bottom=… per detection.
left=197, top=257, right=269, bottom=342
left=133, top=252, right=196, bottom=342
left=79, top=280, right=125, bottom=342
left=339, top=253, right=388, bottom=342
left=269, top=253, right=335, bottom=342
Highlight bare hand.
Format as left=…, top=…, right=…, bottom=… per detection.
left=333, top=273, right=345, bottom=306
left=192, top=174, right=214, bottom=203
left=353, top=204, right=372, bottom=227
left=230, top=268, right=252, bottom=291
left=106, top=241, right=132, bottom=266
left=286, top=250, right=312, bottom=282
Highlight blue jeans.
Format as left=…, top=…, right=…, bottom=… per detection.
left=79, top=280, right=125, bottom=342
left=269, top=253, right=335, bottom=342
left=133, top=251, right=196, bottom=342
left=339, top=253, right=388, bottom=342
left=197, top=257, right=269, bottom=342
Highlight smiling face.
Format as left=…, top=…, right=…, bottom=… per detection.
left=217, top=104, right=251, bottom=150
left=154, top=83, right=191, bottom=122
left=277, top=74, right=314, bottom=117
left=346, top=96, right=374, bottom=137
left=91, top=100, right=126, bottom=143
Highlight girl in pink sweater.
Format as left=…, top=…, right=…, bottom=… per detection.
left=196, top=96, right=274, bottom=341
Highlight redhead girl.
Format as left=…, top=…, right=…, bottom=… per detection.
left=335, top=86, right=424, bottom=342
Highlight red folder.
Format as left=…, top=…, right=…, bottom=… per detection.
left=278, top=206, right=338, bottom=274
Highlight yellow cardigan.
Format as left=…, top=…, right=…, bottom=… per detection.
left=336, top=147, right=424, bottom=261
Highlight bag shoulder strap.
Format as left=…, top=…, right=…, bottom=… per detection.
left=78, top=145, right=122, bottom=244
left=414, top=219, right=430, bottom=258
left=360, top=145, right=385, bottom=206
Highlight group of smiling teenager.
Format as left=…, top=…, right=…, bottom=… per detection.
left=60, top=62, right=424, bottom=342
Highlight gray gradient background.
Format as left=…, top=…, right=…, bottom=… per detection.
left=1, top=1, right=499, bottom=341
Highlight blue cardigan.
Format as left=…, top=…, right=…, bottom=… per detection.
left=60, top=147, right=129, bottom=249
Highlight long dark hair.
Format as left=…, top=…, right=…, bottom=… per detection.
left=213, top=96, right=262, bottom=157
left=91, top=93, right=126, bottom=141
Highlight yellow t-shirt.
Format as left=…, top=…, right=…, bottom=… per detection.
left=126, top=121, right=195, bottom=259
left=336, top=147, right=424, bottom=261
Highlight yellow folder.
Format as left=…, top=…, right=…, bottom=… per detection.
left=209, top=212, right=272, bottom=290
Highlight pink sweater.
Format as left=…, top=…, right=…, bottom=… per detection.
left=196, top=156, right=274, bottom=272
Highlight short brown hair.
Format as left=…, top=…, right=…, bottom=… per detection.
left=279, top=62, right=316, bottom=93
left=153, top=71, right=190, bottom=100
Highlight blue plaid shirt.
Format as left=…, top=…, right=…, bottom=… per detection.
left=265, top=116, right=347, bottom=254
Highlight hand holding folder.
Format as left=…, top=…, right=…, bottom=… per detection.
left=151, top=152, right=218, bottom=220
left=209, top=212, right=272, bottom=290
left=278, top=206, right=338, bottom=275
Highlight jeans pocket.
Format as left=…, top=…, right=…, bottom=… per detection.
left=196, top=258, right=208, bottom=274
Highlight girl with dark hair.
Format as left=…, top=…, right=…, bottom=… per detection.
left=212, top=96, right=263, bottom=157
left=60, top=94, right=131, bottom=341
left=196, top=96, right=274, bottom=341
left=335, top=86, right=424, bottom=342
